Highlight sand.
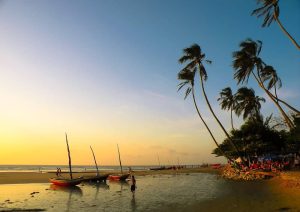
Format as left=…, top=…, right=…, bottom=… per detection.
left=0, top=167, right=219, bottom=184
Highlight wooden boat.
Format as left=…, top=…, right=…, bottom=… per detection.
left=108, top=173, right=130, bottom=181
left=83, top=174, right=109, bottom=182
left=49, top=133, right=82, bottom=186
left=211, top=163, right=221, bottom=169
left=149, top=166, right=166, bottom=171
left=108, top=144, right=129, bottom=181
left=49, top=177, right=83, bottom=186
left=82, top=146, right=109, bottom=183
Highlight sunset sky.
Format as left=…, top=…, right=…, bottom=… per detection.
left=0, top=0, right=299, bottom=165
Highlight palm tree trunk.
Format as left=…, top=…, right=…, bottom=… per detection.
left=197, top=64, right=243, bottom=161
left=274, top=86, right=279, bottom=103
left=252, top=70, right=295, bottom=129
left=268, top=91, right=300, bottom=114
left=191, top=87, right=232, bottom=161
left=230, top=108, right=234, bottom=130
left=275, top=15, right=300, bottom=50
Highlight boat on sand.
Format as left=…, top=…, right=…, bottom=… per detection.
left=49, top=133, right=83, bottom=186
left=82, top=146, right=109, bottom=183
left=108, top=144, right=130, bottom=181
left=49, top=177, right=83, bottom=186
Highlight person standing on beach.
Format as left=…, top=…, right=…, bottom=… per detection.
left=131, top=175, right=136, bottom=197
left=56, top=168, right=62, bottom=177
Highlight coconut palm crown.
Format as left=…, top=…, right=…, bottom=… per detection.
left=177, top=68, right=196, bottom=99
left=178, top=44, right=211, bottom=81
left=234, top=87, right=266, bottom=120
left=218, top=87, right=237, bottom=129
left=232, top=39, right=263, bottom=84
left=252, top=0, right=300, bottom=50
left=252, top=0, right=279, bottom=27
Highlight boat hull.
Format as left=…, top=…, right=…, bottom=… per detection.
left=49, top=177, right=83, bottom=186
left=150, top=166, right=166, bottom=171
left=83, top=174, right=109, bottom=182
left=108, top=174, right=130, bottom=181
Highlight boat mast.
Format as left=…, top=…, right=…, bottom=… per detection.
left=157, top=154, right=161, bottom=167
left=65, top=133, right=73, bottom=179
left=90, top=145, right=99, bottom=176
left=117, top=144, right=123, bottom=174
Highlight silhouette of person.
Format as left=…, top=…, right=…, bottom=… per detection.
left=131, top=175, right=136, bottom=197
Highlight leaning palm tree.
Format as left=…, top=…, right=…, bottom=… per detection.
left=233, top=39, right=295, bottom=129
left=179, top=44, right=242, bottom=158
left=177, top=68, right=231, bottom=161
left=234, top=87, right=266, bottom=120
left=260, top=65, right=300, bottom=113
left=252, top=0, right=300, bottom=50
left=218, top=87, right=237, bottom=130
left=260, top=65, right=281, bottom=102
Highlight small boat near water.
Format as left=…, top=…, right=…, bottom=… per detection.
left=83, top=174, right=110, bottom=182
left=149, top=166, right=166, bottom=171
left=50, top=177, right=83, bottom=186
left=82, top=146, right=109, bottom=183
left=49, top=133, right=83, bottom=187
left=108, top=174, right=130, bottom=181
left=108, top=144, right=130, bottom=181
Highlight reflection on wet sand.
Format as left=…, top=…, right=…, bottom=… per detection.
left=108, top=180, right=130, bottom=192
left=49, top=184, right=83, bottom=196
left=49, top=184, right=83, bottom=212
left=82, top=182, right=110, bottom=200
left=131, top=196, right=137, bottom=211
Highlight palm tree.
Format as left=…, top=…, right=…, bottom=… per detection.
left=177, top=68, right=231, bottom=160
left=252, top=0, right=300, bottom=50
left=260, top=65, right=281, bottom=102
left=260, top=65, right=300, bottom=113
left=179, top=44, right=242, bottom=158
left=234, top=87, right=266, bottom=120
left=232, top=39, right=295, bottom=129
left=218, top=87, right=237, bottom=130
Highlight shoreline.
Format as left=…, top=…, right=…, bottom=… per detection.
left=0, top=167, right=220, bottom=184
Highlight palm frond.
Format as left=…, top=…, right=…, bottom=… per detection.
left=184, top=87, right=192, bottom=99
left=251, top=0, right=279, bottom=27
left=177, top=81, right=189, bottom=92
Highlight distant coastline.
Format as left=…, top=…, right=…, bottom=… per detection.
left=0, top=164, right=216, bottom=173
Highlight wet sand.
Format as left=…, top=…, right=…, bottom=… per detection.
left=1, top=169, right=300, bottom=211
left=184, top=170, right=300, bottom=212
left=0, top=167, right=219, bottom=184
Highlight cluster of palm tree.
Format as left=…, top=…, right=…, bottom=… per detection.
left=176, top=1, right=299, bottom=163
left=177, top=41, right=299, bottom=161
left=218, top=86, right=265, bottom=130
left=232, top=39, right=299, bottom=129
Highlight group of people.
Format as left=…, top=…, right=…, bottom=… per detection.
left=247, top=160, right=290, bottom=172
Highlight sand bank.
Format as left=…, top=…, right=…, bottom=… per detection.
left=0, top=167, right=219, bottom=184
